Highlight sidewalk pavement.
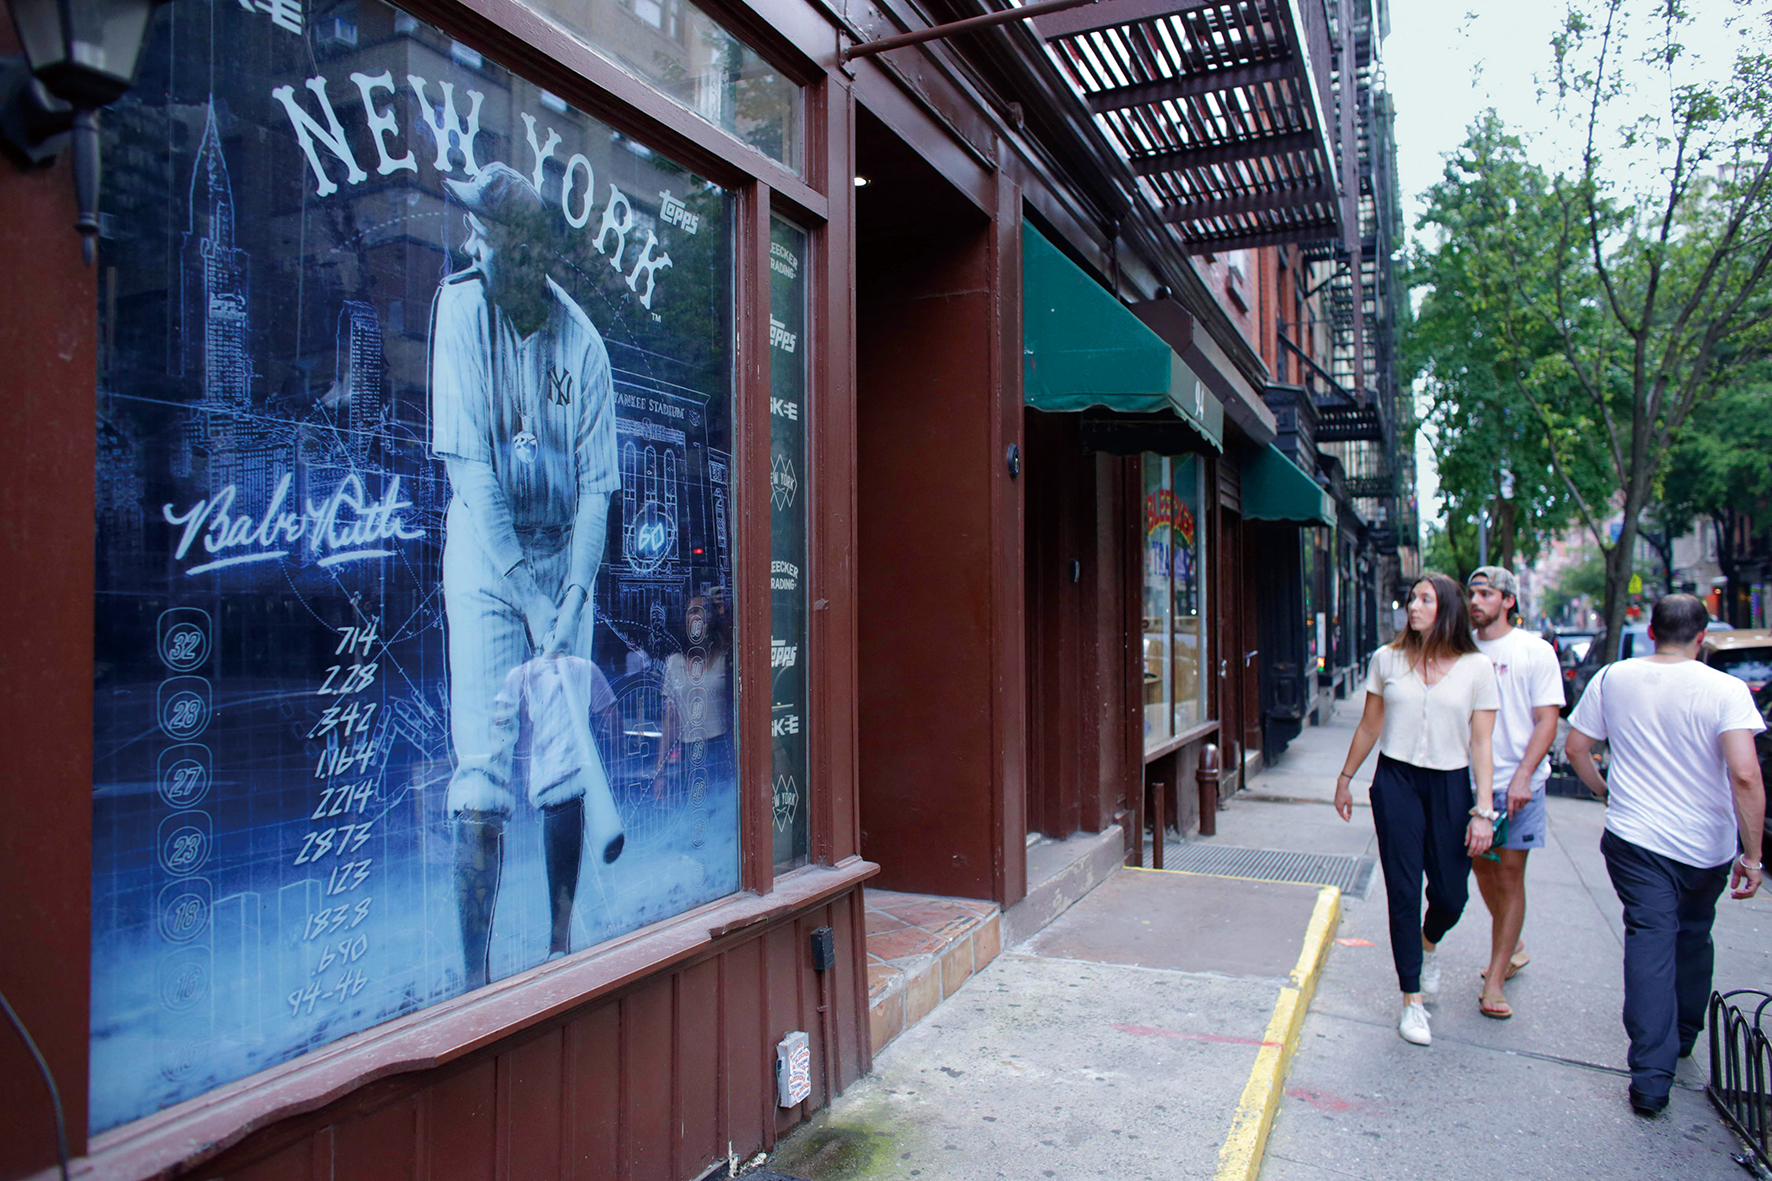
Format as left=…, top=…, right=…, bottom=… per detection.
left=765, top=700, right=1769, bottom=1181
left=768, top=868, right=1340, bottom=1181
left=1238, top=702, right=1768, bottom=1181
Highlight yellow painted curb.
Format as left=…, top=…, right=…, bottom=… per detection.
left=1213, top=884, right=1342, bottom=1181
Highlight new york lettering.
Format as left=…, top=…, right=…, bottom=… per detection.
left=271, top=73, right=674, bottom=308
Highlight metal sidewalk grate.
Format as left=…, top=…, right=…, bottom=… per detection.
left=1155, top=843, right=1376, bottom=898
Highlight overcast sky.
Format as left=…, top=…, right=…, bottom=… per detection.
left=1386, top=1, right=1574, bottom=537
left=1381, top=0, right=1759, bottom=540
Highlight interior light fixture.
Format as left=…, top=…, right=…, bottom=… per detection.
left=853, top=175, right=869, bottom=187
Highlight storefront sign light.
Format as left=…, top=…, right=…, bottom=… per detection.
left=2, top=0, right=170, bottom=261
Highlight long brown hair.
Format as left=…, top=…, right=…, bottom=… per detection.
left=1390, top=572, right=1478, bottom=667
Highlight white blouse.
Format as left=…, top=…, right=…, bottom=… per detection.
left=1365, top=646, right=1500, bottom=770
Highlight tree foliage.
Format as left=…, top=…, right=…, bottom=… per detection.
left=1408, top=0, right=1772, bottom=660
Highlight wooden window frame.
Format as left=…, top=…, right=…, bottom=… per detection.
left=0, top=0, right=866, bottom=1172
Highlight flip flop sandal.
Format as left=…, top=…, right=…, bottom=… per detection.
left=1479, top=995, right=1513, bottom=1019
left=1479, top=953, right=1531, bottom=982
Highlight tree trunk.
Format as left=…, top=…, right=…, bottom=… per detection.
left=1599, top=540, right=1632, bottom=663
left=1713, top=511, right=1738, bottom=626
left=1497, top=499, right=1517, bottom=571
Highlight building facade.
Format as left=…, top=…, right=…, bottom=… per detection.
left=0, top=0, right=1406, bottom=1178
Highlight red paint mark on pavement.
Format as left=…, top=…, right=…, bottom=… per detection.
left=1335, top=937, right=1374, bottom=947
left=1113, top=1022, right=1280, bottom=1047
left=1286, top=1086, right=1363, bottom=1112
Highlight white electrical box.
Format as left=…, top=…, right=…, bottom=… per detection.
left=776, top=1030, right=811, bottom=1107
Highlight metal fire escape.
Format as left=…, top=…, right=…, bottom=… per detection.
left=1305, top=0, right=1403, bottom=562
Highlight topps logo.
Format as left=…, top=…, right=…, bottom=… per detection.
left=769, top=317, right=798, bottom=354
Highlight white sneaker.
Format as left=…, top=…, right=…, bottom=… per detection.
left=1399, top=1000, right=1432, bottom=1046
left=1419, top=950, right=1441, bottom=994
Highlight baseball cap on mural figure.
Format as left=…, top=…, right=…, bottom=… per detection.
left=1468, top=566, right=1519, bottom=599
left=444, top=161, right=549, bottom=221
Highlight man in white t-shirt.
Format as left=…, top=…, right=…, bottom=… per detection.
left=1467, top=566, right=1565, bottom=1019
left=1566, top=594, right=1765, bottom=1117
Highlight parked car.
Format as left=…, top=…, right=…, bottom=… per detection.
left=1566, top=620, right=1737, bottom=711
left=1545, top=628, right=1598, bottom=714
left=1703, top=629, right=1772, bottom=694
left=1703, top=631, right=1772, bottom=846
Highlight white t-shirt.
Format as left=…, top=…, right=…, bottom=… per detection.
left=1474, top=627, right=1566, bottom=791
left=1365, top=646, right=1501, bottom=770
left=1568, top=657, right=1765, bottom=868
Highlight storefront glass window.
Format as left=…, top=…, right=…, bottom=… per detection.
left=1143, top=457, right=1174, bottom=747
left=1170, top=454, right=1206, bottom=732
left=769, top=218, right=809, bottom=870
left=91, top=0, right=740, bottom=1132
left=532, top=0, right=804, bottom=173
left=1143, top=453, right=1209, bottom=748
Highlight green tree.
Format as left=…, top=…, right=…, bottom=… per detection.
left=1409, top=1, right=1772, bottom=661
left=1408, top=117, right=1611, bottom=572
left=1657, top=379, right=1772, bottom=617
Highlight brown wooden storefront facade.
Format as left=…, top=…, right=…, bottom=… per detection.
left=0, top=0, right=1320, bottom=1177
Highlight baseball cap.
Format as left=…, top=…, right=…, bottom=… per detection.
left=1467, top=566, right=1518, bottom=597
left=444, top=162, right=547, bottom=223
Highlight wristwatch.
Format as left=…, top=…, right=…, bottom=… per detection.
left=1468, top=805, right=1501, bottom=822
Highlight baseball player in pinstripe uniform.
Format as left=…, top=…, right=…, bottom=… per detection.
left=429, top=163, right=622, bottom=990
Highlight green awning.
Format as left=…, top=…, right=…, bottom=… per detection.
left=1022, top=224, right=1223, bottom=450
left=1242, top=443, right=1334, bottom=526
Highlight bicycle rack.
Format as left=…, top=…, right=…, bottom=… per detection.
left=1708, top=989, right=1772, bottom=1171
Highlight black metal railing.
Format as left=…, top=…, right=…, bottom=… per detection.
left=1708, top=989, right=1772, bottom=1170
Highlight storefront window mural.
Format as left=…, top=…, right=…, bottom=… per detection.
left=769, top=217, right=809, bottom=870
left=1142, top=453, right=1207, bottom=748
left=92, top=0, right=738, bottom=1132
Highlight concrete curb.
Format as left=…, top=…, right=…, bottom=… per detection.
left=1213, top=884, right=1342, bottom=1181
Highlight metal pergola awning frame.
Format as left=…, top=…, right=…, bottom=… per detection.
left=1033, top=0, right=1343, bottom=253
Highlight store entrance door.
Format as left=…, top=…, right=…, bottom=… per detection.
left=853, top=106, right=1003, bottom=900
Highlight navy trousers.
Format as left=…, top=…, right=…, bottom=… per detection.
left=1601, top=829, right=1730, bottom=1100
left=1370, top=755, right=1473, bottom=993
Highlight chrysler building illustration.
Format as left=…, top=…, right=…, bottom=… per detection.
left=178, top=101, right=254, bottom=478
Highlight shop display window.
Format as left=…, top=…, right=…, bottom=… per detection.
left=1143, top=453, right=1207, bottom=749
left=90, top=0, right=747, bottom=1131
left=534, top=0, right=805, bottom=172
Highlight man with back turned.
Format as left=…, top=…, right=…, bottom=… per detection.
left=1565, top=594, right=1765, bottom=1116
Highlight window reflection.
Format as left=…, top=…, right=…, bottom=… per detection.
left=535, top=0, right=804, bottom=173
left=1144, top=453, right=1208, bottom=749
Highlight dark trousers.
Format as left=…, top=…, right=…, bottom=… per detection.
left=1370, top=755, right=1473, bottom=993
left=1601, top=828, right=1730, bottom=1099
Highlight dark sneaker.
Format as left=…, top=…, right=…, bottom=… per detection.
left=1628, top=1087, right=1669, bottom=1116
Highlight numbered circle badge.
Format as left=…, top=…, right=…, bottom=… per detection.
left=157, top=948, right=210, bottom=1012
left=626, top=499, right=677, bottom=575
left=157, top=811, right=212, bottom=876
left=157, top=676, right=212, bottom=740
left=158, top=1037, right=209, bottom=1082
left=156, top=608, right=212, bottom=672
left=156, top=744, right=212, bottom=809
left=157, top=878, right=211, bottom=943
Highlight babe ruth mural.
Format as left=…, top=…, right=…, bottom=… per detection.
left=427, top=163, right=627, bottom=988
left=88, top=0, right=743, bottom=1132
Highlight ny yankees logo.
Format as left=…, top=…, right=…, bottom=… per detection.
left=545, top=367, right=573, bottom=406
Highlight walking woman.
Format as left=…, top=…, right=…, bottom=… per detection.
left=1334, top=572, right=1500, bottom=1046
